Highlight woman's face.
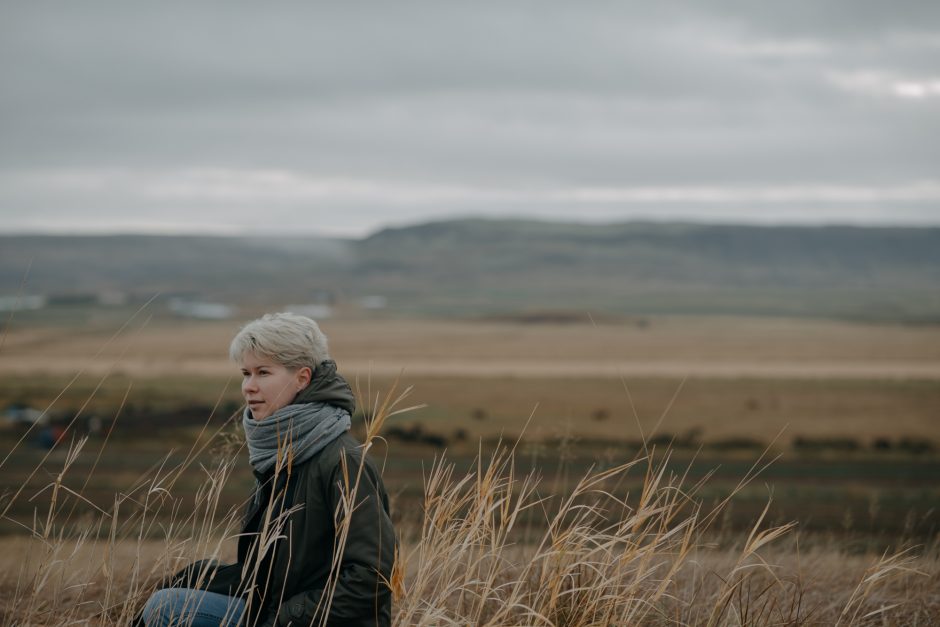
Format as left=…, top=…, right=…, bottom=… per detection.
left=239, top=352, right=312, bottom=420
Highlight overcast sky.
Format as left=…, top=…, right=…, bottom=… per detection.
left=1, top=1, right=939, bottom=236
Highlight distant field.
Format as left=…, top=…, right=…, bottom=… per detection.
left=1, top=314, right=938, bottom=443
left=8, top=374, right=937, bottom=445
left=2, top=314, right=940, bottom=379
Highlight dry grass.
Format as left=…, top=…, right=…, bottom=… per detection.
left=1, top=311, right=938, bottom=624
left=389, top=442, right=938, bottom=626
left=1, top=383, right=937, bottom=626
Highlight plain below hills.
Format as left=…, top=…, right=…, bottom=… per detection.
left=3, top=219, right=939, bottom=320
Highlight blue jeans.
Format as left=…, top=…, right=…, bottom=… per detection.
left=142, top=588, right=246, bottom=627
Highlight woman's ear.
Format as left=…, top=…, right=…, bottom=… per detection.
left=296, top=366, right=313, bottom=389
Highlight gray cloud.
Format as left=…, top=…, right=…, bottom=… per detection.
left=1, top=1, right=938, bottom=234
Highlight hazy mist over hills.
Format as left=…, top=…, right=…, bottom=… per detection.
left=3, top=220, right=939, bottom=320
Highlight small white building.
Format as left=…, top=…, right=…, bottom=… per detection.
left=285, top=304, right=333, bottom=319
left=0, top=295, right=46, bottom=312
left=97, top=290, right=129, bottom=306
left=359, top=295, right=388, bottom=310
left=169, top=299, right=236, bottom=320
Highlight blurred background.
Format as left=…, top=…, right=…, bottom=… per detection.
left=1, top=1, right=938, bottom=545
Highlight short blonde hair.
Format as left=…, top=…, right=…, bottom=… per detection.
left=229, top=312, right=330, bottom=370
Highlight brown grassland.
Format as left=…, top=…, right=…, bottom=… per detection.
left=1, top=311, right=939, bottom=624
left=1, top=314, right=938, bottom=443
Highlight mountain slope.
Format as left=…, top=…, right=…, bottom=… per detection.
left=3, top=220, right=938, bottom=319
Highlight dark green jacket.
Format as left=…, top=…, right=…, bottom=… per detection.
left=204, top=432, right=396, bottom=627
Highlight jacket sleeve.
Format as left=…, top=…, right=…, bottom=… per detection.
left=271, top=453, right=396, bottom=627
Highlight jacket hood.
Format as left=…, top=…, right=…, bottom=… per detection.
left=292, top=359, right=356, bottom=416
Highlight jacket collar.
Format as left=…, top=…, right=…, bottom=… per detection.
left=291, top=359, right=356, bottom=415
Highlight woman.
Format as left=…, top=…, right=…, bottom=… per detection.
left=142, top=313, right=396, bottom=627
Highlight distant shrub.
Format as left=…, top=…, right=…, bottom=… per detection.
left=678, top=427, right=703, bottom=448
left=897, top=437, right=934, bottom=455
left=421, top=433, right=448, bottom=448
left=645, top=428, right=702, bottom=449
left=793, top=436, right=860, bottom=452
left=647, top=433, right=675, bottom=448
left=385, top=422, right=449, bottom=448
left=386, top=423, right=422, bottom=442
left=708, top=437, right=765, bottom=451
left=867, top=437, right=934, bottom=455
left=872, top=437, right=892, bottom=451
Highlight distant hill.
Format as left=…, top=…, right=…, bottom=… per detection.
left=0, top=234, right=354, bottom=301
left=3, top=220, right=939, bottom=320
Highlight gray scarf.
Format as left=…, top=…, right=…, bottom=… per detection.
left=242, top=401, right=351, bottom=475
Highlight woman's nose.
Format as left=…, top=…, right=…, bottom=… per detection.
left=242, top=376, right=257, bottom=392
